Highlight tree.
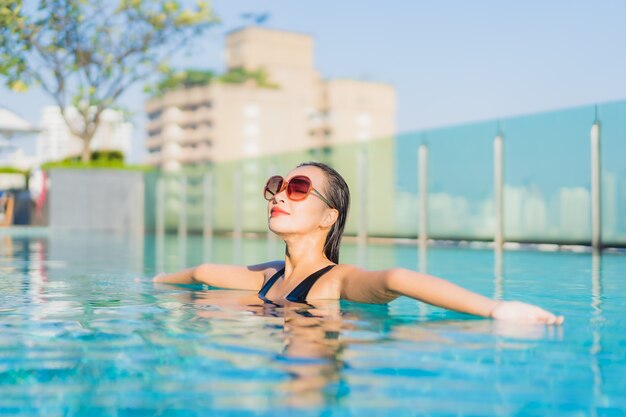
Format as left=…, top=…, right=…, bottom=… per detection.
left=0, top=0, right=217, bottom=162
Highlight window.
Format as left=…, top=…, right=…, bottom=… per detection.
left=147, top=110, right=162, bottom=121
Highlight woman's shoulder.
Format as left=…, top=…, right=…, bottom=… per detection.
left=258, top=260, right=285, bottom=280
left=326, top=264, right=365, bottom=285
left=330, top=264, right=391, bottom=284
left=331, top=263, right=364, bottom=275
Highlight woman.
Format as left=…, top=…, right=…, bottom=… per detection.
left=154, top=162, right=564, bottom=324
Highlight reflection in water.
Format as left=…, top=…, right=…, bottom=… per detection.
left=203, top=233, right=213, bottom=263
left=391, top=317, right=561, bottom=344
left=418, top=240, right=428, bottom=274
left=167, top=285, right=564, bottom=410
left=590, top=253, right=604, bottom=412
left=493, top=247, right=503, bottom=301
left=279, top=305, right=346, bottom=407
left=0, top=236, right=50, bottom=321
left=26, top=239, right=48, bottom=304
left=47, top=232, right=144, bottom=276
left=357, top=240, right=367, bottom=267
left=1, top=235, right=49, bottom=299
left=233, top=233, right=242, bottom=265
left=0, top=235, right=16, bottom=273
left=591, top=253, right=602, bottom=318
left=178, top=234, right=187, bottom=269
left=156, top=232, right=165, bottom=273
left=2, top=233, right=622, bottom=414
left=417, top=241, right=429, bottom=318
left=171, top=288, right=348, bottom=408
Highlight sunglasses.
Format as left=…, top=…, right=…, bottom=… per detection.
left=263, top=175, right=333, bottom=208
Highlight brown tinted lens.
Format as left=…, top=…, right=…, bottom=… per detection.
left=286, top=176, right=312, bottom=200
left=264, top=176, right=283, bottom=200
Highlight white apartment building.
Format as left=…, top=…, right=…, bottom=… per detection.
left=37, top=106, right=133, bottom=163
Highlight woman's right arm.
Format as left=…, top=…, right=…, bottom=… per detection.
left=152, top=261, right=283, bottom=291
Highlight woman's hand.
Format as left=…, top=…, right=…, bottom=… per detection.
left=489, top=301, right=564, bottom=325
left=152, top=272, right=167, bottom=282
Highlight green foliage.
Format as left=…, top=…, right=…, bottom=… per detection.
left=60, top=149, right=125, bottom=163
left=145, top=68, right=215, bottom=97
left=147, top=66, right=279, bottom=97
left=0, top=0, right=218, bottom=162
left=41, top=160, right=154, bottom=171
left=91, top=149, right=125, bottom=162
left=0, top=166, right=28, bottom=175
left=0, top=1, right=26, bottom=82
left=219, top=67, right=277, bottom=88
left=41, top=149, right=152, bottom=171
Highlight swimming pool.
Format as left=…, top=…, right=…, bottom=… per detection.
left=1, top=231, right=625, bottom=416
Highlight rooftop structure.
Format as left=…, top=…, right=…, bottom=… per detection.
left=144, top=26, right=396, bottom=170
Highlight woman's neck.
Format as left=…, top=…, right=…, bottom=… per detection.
left=282, top=234, right=332, bottom=281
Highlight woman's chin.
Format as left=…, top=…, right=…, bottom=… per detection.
left=268, top=222, right=287, bottom=235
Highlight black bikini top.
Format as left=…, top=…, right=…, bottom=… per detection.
left=258, top=265, right=336, bottom=303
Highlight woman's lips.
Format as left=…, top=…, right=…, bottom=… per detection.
left=270, top=208, right=289, bottom=217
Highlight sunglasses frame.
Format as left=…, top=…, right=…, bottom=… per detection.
left=264, top=175, right=334, bottom=208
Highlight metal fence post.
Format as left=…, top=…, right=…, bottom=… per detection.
left=591, top=119, right=602, bottom=252
left=156, top=177, right=165, bottom=273
left=203, top=172, right=213, bottom=263
left=178, top=175, right=187, bottom=268
left=494, top=132, right=504, bottom=250
left=418, top=143, right=429, bottom=249
left=233, top=170, right=243, bottom=264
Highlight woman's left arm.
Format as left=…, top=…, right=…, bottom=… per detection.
left=339, top=267, right=564, bottom=324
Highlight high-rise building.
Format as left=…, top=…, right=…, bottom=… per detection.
left=144, top=26, right=396, bottom=170
left=37, top=106, right=133, bottom=163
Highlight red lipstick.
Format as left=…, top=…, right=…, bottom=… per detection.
left=271, top=207, right=289, bottom=217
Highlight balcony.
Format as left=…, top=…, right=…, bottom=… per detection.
left=145, top=133, right=163, bottom=149
left=145, top=106, right=212, bottom=133
left=178, top=144, right=213, bottom=163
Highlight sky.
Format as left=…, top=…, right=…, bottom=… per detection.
left=2, top=0, right=626, bottom=163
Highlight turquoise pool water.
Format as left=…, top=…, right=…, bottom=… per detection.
left=1, top=232, right=625, bottom=416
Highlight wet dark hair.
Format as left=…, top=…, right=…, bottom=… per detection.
left=297, top=161, right=350, bottom=264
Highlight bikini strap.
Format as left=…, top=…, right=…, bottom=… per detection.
left=258, top=267, right=285, bottom=299
left=286, top=264, right=336, bottom=303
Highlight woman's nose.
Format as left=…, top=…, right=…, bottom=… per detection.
left=273, top=190, right=286, bottom=202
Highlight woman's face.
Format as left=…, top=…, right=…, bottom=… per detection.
left=267, top=165, right=337, bottom=237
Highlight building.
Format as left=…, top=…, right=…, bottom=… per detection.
left=144, top=26, right=396, bottom=170
left=0, top=105, right=40, bottom=170
left=37, top=106, right=133, bottom=163
left=0, top=105, right=40, bottom=138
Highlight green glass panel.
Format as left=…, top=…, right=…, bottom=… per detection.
left=394, top=131, right=422, bottom=238
left=426, top=121, right=496, bottom=240
left=144, top=99, right=626, bottom=247
left=598, top=101, right=626, bottom=245
left=501, top=105, right=595, bottom=243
